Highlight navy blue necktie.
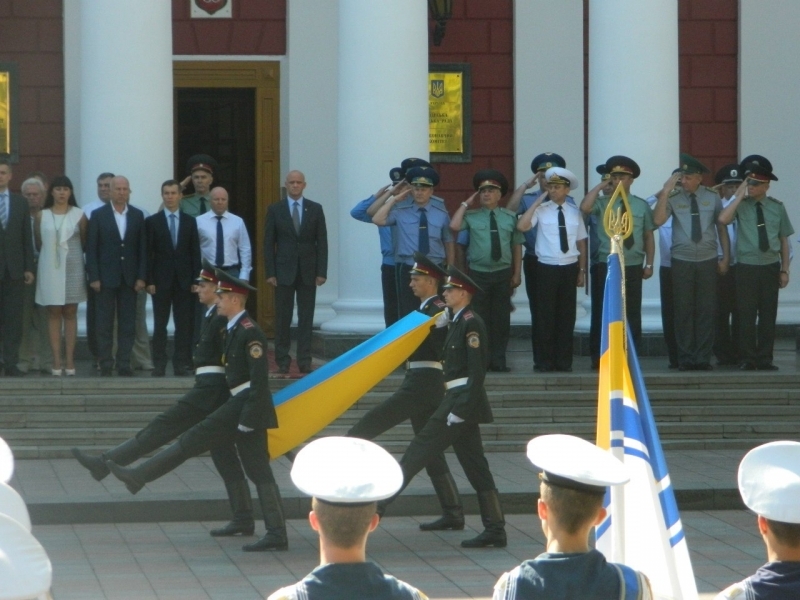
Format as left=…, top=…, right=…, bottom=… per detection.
left=169, top=213, right=177, bottom=248
left=490, top=210, right=501, bottom=261
left=215, top=215, right=224, bottom=266
left=418, top=208, right=429, bottom=255
left=558, top=206, right=569, bottom=253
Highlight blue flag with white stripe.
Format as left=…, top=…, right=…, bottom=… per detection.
left=596, top=251, right=698, bottom=600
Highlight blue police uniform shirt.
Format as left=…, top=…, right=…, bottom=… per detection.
left=517, top=191, right=577, bottom=257
left=351, top=195, right=395, bottom=266
left=385, top=199, right=451, bottom=265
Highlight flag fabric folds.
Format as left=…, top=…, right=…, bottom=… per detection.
left=595, top=251, right=698, bottom=600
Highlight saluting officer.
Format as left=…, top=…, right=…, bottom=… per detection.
left=347, top=252, right=464, bottom=531
left=107, top=270, right=287, bottom=552
left=379, top=266, right=507, bottom=549
left=718, top=155, right=794, bottom=371
left=179, top=154, right=218, bottom=217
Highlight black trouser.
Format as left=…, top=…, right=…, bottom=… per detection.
left=135, top=376, right=229, bottom=452
left=179, top=394, right=275, bottom=485
left=590, top=263, right=644, bottom=363
left=714, top=264, right=739, bottom=364
left=381, top=263, right=399, bottom=328
left=659, top=266, right=678, bottom=367
left=347, top=368, right=451, bottom=479
left=151, top=281, right=194, bottom=370
left=736, top=262, right=780, bottom=367
left=470, top=268, right=512, bottom=370
left=535, top=262, right=578, bottom=370
left=388, top=417, right=497, bottom=506
left=274, top=270, right=317, bottom=369
left=523, top=254, right=540, bottom=366
left=0, top=270, right=24, bottom=368
left=96, top=284, right=137, bottom=370
left=672, top=258, right=717, bottom=367
left=86, top=285, right=98, bottom=359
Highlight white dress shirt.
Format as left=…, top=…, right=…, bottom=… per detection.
left=196, top=210, right=253, bottom=280
left=112, top=204, right=128, bottom=239
left=82, top=198, right=106, bottom=219
left=529, top=200, right=587, bottom=266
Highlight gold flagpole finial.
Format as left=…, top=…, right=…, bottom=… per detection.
left=602, top=181, right=632, bottom=353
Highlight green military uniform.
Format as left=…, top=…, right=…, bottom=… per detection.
left=734, top=196, right=794, bottom=369
left=460, top=207, right=524, bottom=371
left=590, top=195, right=654, bottom=265
left=180, top=192, right=209, bottom=218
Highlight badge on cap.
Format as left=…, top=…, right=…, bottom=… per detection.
left=291, top=437, right=403, bottom=504
left=738, top=441, right=800, bottom=524
left=527, top=434, right=629, bottom=495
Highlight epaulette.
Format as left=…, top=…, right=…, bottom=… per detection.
left=431, top=196, right=447, bottom=208
left=462, top=310, right=474, bottom=320
left=499, top=207, right=517, bottom=216
left=429, top=202, right=448, bottom=213
left=668, top=189, right=681, bottom=197
left=240, top=318, right=254, bottom=329
left=433, top=297, right=446, bottom=309
left=767, top=196, right=783, bottom=205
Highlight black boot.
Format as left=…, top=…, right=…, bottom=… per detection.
left=242, top=483, right=288, bottom=552
left=210, top=481, right=255, bottom=537
left=419, top=473, right=465, bottom=531
left=72, top=438, right=143, bottom=481
left=107, top=443, right=188, bottom=495
left=461, top=490, right=507, bottom=548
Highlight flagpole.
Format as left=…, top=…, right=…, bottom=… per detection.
left=602, top=182, right=634, bottom=353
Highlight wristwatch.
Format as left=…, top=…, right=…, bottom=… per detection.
left=645, top=264, right=653, bottom=269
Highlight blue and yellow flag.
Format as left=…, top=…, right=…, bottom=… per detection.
left=596, top=251, right=698, bottom=600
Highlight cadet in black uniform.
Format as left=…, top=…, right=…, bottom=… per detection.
left=347, top=252, right=464, bottom=531
left=269, top=437, right=429, bottom=600
left=379, top=266, right=507, bottom=548
left=108, top=270, right=287, bottom=552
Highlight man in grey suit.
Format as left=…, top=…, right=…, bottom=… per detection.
left=263, top=170, right=327, bottom=374
left=0, top=158, right=35, bottom=376
left=85, top=176, right=147, bottom=376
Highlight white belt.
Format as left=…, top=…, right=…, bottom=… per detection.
left=445, top=377, right=469, bottom=390
left=195, top=366, right=225, bottom=375
left=230, top=381, right=251, bottom=395
left=407, top=361, right=443, bottom=370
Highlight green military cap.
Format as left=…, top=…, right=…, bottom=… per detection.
left=679, top=153, right=710, bottom=175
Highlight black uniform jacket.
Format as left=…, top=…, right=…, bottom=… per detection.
left=223, top=311, right=278, bottom=431
left=408, top=295, right=448, bottom=362
left=437, top=305, right=493, bottom=424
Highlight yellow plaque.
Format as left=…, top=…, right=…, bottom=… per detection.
left=0, top=72, right=9, bottom=155
left=429, top=72, right=463, bottom=154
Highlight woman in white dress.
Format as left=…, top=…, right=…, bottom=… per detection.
left=35, top=176, right=87, bottom=376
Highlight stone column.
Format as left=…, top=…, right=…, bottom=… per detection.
left=587, top=0, right=680, bottom=332
left=321, top=0, right=430, bottom=333
left=74, top=0, right=174, bottom=214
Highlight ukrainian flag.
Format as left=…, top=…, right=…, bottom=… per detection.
left=595, top=250, right=698, bottom=600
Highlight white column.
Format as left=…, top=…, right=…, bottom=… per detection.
left=587, top=0, right=679, bottom=332
left=740, top=1, right=800, bottom=324
left=284, top=0, right=339, bottom=326
left=322, top=0, right=430, bottom=333
left=513, top=1, right=584, bottom=326
left=76, top=1, right=174, bottom=215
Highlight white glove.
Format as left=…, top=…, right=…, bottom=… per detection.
left=446, top=413, right=464, bottom=426
left=237, top=424, right=254, bottom=432
left=434, top=310, right=450, bottom=329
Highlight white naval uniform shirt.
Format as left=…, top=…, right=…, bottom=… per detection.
left=529, top=200, right=587, bottom=265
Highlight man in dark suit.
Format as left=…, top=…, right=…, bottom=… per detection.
left=86, top=176, right=147, bottom=376
left=146, top=180, right=201, bottom=376
left=263, top=170, right=328, bottom=374
left=0, top=158, right=35, bottom=376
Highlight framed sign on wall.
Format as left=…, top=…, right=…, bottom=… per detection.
left=0, top=63, right=19, bottom=162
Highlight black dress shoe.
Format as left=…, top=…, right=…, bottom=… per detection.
left=173, top=366, right=190, bottom=376
left=5, top=365, right=24, bottom=376
left=489, top=366, right=511, bottom=372
left=678, top=364, right=691, bottom=372
left=533, top=365, right=550, bottom=373
left=739, top=363, right=756, bottom=371
left=668, top=363, right=678, bottom=369
left=118, top=367, right=134, bottom=377
left=151, top=367, right=166, bottom=377
left=277, top=365, right=290, bottom=375
left=757, top=363, right=779, bottom=371
left=298, top=365, right=313, bottom=374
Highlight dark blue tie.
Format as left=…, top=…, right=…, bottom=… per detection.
left=169, top=213, right=177, bottom=248
left=215, top=215, right=224, bottom=266
left=418, top=207, right=429, bottom=255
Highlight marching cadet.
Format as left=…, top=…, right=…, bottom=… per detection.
left=493, top=434, right=652, bottom=600
left=713, top=164, right=744, bottom=366
left=719, top=155, right=794, bottom=371
left=268, top=437, right=429, bottom=600
left=107, top=270, right=287, bottom=552
left=581, top=156, right=655, bottom=368
left=654, top=153, right=729, bottom=371
left=450, top=169, right=524, bottom=372
left=179, top=154, right=218, bottom=217
left=347, top=252, right=464, bottom=531
left=372, top=164, right=454, bottom=318
left=517, top=167, right=587, bottom=372
left=715, top=441, right=800, bottom=599
left=378, top=266, right=507, bottom=549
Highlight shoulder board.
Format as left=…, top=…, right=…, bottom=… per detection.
left=499, top=207, right=516, bottom=216
left=462, top=310, right=474, bottom=320
left=668, top=189, right=681, bottom=197
left=240, top=318, right=254, bottom=329
left=703, top=185, right=718, bottom=194
left=433, top=297, right=446, bottom=309
left=767, top=196, right=783, bottom=205
left=429, top=203, right=448, bottom=213
left=715, top=582, right=746, bottom=599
